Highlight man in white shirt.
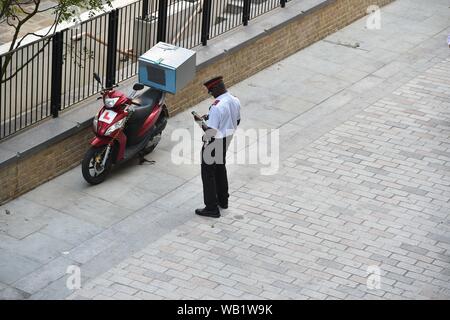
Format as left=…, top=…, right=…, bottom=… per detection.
left=194, top=76, right=241, bottom=218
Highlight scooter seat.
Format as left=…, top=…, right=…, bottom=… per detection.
left=128, top=88, right=162, bottom=123
left=125, top=88, right=162, bottom=145
left=133, top=89, right=162, bottom=111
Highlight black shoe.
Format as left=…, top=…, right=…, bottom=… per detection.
left=218, top=202, right=228, bottom=209
left=195, top=207, right=220, bottom=218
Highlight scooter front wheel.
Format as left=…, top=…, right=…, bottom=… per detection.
left=82, top=146, right=113, bottom=185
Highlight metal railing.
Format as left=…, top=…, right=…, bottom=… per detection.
left=0, top=0, right=289, bottom=140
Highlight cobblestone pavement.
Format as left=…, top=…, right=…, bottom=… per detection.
left=1, top=0, right=450, bottom=299
left=66, top=0, right=450, bottom=300
left=67, top=60, right=450, bottom=300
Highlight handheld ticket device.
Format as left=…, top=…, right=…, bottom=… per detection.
left=191, top=111, right=202, bottom=120
left=192, top=111, right=207, bottom=128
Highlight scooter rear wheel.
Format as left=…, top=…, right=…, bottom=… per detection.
left=82, top=146, right=113, bottom=185
left=142, top=133, right=161, bottom=155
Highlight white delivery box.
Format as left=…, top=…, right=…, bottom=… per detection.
left=138, top=42, right=196, bottom=94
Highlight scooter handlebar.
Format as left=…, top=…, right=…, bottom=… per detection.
left=125, top=105, right=136, bottom=114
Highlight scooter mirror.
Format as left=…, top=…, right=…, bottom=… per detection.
left=93, top=73, right=102, bottom=85
left=133, top=83, right=145, bottom=91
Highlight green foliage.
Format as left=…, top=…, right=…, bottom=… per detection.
left=0, top=0, right=112, bottom=83
left=0, top=1, right=112, bottom=38
left=55, top=0, right=112, bottom=24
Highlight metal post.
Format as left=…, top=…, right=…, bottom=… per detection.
left=106, top=9, right=119, bottom=88
left=242, top=0, right=251, bottom=26
left=50, top=32, right=63, bottom=118
left=0, top=55, right=2, bottom=133
left=157, top=0, right=168, bottom=43
left=280, top=0, right=286, bottom=8
left=201, top=0, right=211, bottom=46
left=142, top=0, right=149, bottom=19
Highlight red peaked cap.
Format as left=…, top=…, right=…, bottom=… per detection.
left=203, top=76, right=224, bottom=90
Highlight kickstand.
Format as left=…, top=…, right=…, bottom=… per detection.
left=139, top=156, right=155, bottom=165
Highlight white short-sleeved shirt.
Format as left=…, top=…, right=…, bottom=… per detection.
left=207, top=92, right=241, bottom=139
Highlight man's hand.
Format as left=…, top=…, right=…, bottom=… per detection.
left=192, top=111, right=206, bottom=129
left=194, top=118, right=203, bottom=128
left=194, top=114, right=208, bottom=121
left=203, top=128, right=217, bottom=142
left=192, top=111, right=206, bottom=121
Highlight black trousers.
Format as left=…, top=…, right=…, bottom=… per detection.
left=201, top=137, right=231, bottom=210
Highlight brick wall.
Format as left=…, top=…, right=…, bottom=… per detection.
left=1, top=129, right=93, bottom=203
left=0, top=0, right=395, bottom=205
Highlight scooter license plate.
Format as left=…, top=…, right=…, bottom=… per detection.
left=99, top=110, right=118, bottom=124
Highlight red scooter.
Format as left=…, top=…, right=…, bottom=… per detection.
left=81, top=73, right=168, bottom=184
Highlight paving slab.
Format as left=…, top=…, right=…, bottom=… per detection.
left=0, top=248, right=42, bottom=285
left=0, top=199, right=60, bottom=240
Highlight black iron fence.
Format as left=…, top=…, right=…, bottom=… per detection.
left=0, top=0, right=289, bottom=140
